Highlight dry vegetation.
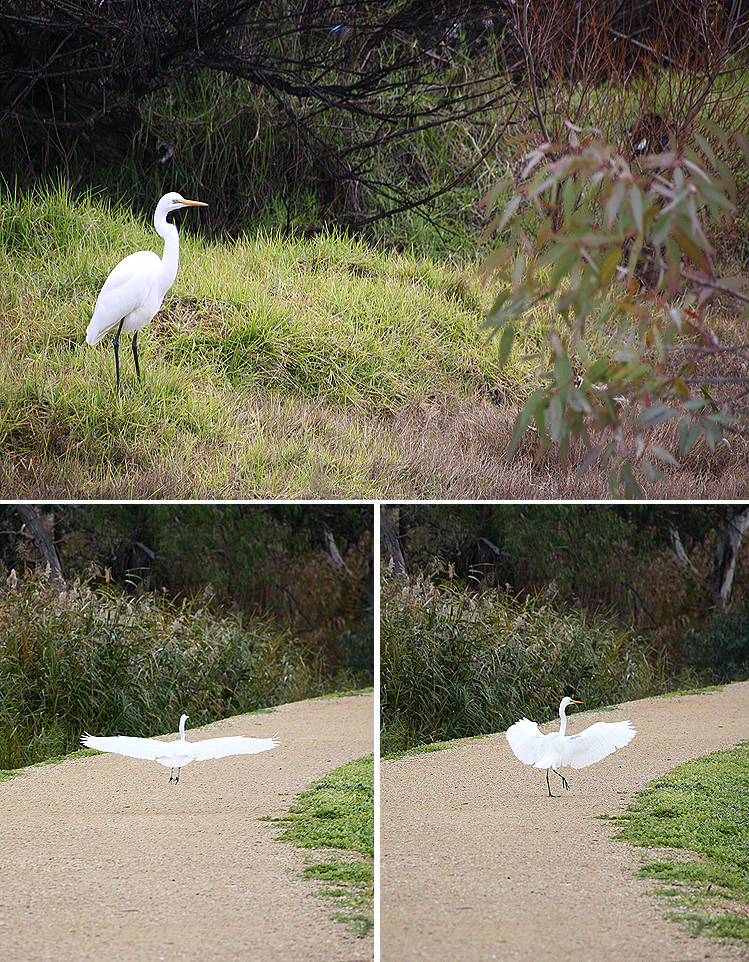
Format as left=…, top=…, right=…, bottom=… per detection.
left=376, top=393, right=749, bottom=500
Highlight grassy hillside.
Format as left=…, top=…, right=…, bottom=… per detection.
left=1, top=185, right=747, bottom=499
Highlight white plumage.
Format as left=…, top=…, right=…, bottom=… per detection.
left=82, top=713, right=278, bottom=783
left=86, top=191, right=207, bottom=391
left=506, top=696, right=636, bottom=796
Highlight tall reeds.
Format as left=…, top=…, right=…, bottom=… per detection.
left=0, top=571, right=324, bottom=770
left=381, top=576, right=655, bottom=754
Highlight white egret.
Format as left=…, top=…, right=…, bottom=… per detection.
left=81, top=714, right=278, bottom=783
left=86, top=191, right=207, bottom=391
left=506, top=697, right=636, bottom=796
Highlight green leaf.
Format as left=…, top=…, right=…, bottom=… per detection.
left=587, top=357, right=612, bottom=382
left=498, top=324, right=516, bottom=367
left=562, top=175, right=578, bottom=224
left=734, top=131, right=749, bottom=169
left=600, top=245, right=622, bottom=285
left=495, top=194, right=524, bottom=234
left=479, top=245, right=512, bottom=282
left=508, top=388, right=546, bottom=457
left=575, top=445, right=601, bottom=479
left=677, top=421, right=702, bottom=454
left=703, top=418, right=724, bottom=451
left=636, top=404, right=680, bottom=428
left=546, top=244, right=580, bottom=289
left=629, top=186, right=644, bottom=234
left=617, top=463, right=645, bottom=499
left=670, top=223, right=711, bottom=273
left=650, top=445, right=680, bottom=468
left=606, top=179, right=626, bottom=231
left=511, top=250, right=526, bottom=295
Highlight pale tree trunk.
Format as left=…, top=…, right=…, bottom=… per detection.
left=380, top=508, right=409, bottom=585
left=14, top=504, right=66, bottom=590
left=709, top=506, right=749, bottom=610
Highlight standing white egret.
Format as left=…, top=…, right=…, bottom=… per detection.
left=81, top=714, right=278, bottom=783
left=86, top=192, right=207, bottom=391
left=506, top=697, right=636, bottom=796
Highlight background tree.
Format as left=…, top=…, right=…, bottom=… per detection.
left=0, top=0, right=510, bottom=236
left=381, top=503, right=749, bottom=751
left=381, top=503, right=749, bottom=669
left=2, top=1, right=746, bottom=240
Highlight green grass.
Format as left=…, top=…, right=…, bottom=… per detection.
left=3, top=159, right=749, bottom=497
left=270, top=755, right=374, bottom=937
left=382, top=740, right=451, bottom=761
left=609, top=745, right=749, bottom=941
left=0, top=183, right=516, bottom=499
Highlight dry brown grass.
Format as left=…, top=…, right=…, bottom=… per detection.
left=3, top=376, right=749, bottom=500
left=375, top=394, right=749, bottom=500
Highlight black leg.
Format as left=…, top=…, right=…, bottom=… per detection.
left=546, top=769, right=570, bottom=797
left=112, top=317, right=126, bottom=392
left=132, top=331, right=141, bottom=381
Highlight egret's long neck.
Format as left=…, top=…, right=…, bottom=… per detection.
left=558, top=706, right=568, bottom=737
left=155, top=213, right=180, bottom=289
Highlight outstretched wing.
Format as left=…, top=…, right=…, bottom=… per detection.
left=567, top=720, right=636, bottom=769
left=506, top=718, right=547, bottom=766
left=81, top=733, right=173, bottom=761
left=184, top=734, right=279, bottom=761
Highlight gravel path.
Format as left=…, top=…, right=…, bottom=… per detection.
left=381, top=683, right=749, bottom=962
left=0, top=692, right=374, bottom=962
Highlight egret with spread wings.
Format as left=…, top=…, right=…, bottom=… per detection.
left=82, top=714, right=278, bottom=783
left=506, top=697, right=635, bottom=796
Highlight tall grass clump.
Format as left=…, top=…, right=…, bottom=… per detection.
left=0, top=571, right=326, bottom=770
left=380, top=576, right=654, bottom=755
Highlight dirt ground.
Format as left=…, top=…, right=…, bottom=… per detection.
left=381, top=683, right=749, bottom=962
left=0, top=692, right=374, bottom=962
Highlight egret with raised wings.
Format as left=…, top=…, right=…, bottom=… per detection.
left=86, top=191, right=207, bottom=391
left=506, top=697, right=635, bottom=796
left=82, top=714, right=278, bottom=783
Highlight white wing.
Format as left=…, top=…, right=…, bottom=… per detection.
left=566, top=720, right=636, bottom=769
left=184, top=735, right=279, bottom=761
left=86, top=250, right=161, bottom=344
left=506, top=718, right=547, bottom=765
left=82, top=732, right=279, bottom=763
left=81, top=733, right=175, bottom=761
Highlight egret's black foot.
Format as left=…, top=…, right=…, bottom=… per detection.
left=547, top=769, right=570, bottom=796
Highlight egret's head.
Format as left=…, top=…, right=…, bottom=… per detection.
left=559, top=696, right=582, bottom=714
left=157, top=192, right=208, bottom=218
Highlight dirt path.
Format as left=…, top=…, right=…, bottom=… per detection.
left=381, top=683, right=749, bottom=962
left=0, top=692, right=374, bottom=962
